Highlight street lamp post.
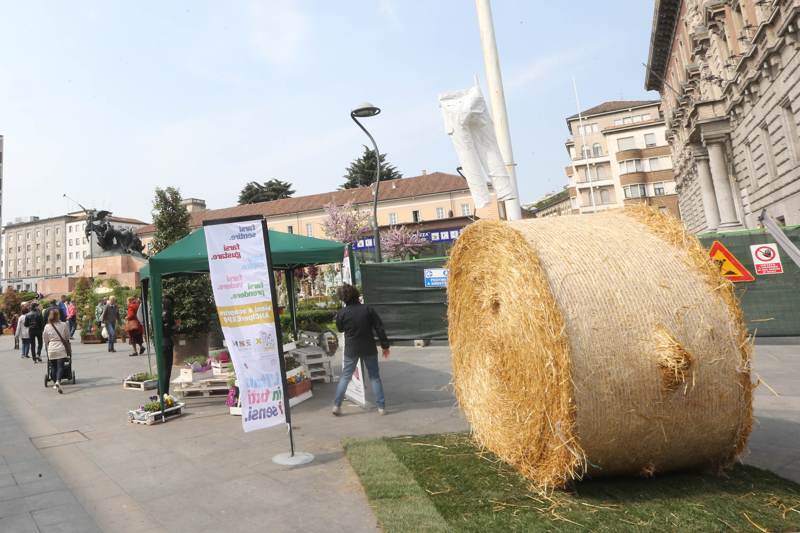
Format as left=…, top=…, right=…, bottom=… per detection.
left=350, top=103, right=382, bottom=263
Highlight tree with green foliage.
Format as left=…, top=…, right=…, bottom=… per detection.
left=238, top=179, right=295, bottom=205
left=151, top=187, right=191, bottom=254
left=341, top=146, right=402, bottom=189
left=150, top=186, right=215, bottom=336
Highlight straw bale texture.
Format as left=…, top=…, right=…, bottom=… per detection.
left=448, top=208, right=752, bottom=489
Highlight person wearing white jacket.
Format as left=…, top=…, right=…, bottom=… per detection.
left=42, top=310, right=71, bottom=393
left=15, top=304, right=31, bottom=359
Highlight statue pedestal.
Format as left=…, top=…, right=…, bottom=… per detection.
left=79, top=255, right=146, bottom=287
left=37, top=254, right=146, bottom=296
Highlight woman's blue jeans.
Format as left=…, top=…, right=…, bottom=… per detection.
left=334, top=355, right=385, bottom=409
left=106, top=322, right=116, bottom=350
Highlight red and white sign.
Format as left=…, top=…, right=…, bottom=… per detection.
left=750, top=243, right=783, bottom=275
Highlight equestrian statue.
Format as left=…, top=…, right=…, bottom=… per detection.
left=84, top=210, right=147, bottom=257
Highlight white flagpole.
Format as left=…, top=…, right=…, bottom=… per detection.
left=572, top=77, right=597, bottom=213
left=475, top=0, right=522, bottom=221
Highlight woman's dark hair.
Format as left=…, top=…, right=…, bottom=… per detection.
left=47, top=309, right=60, bottom=324
left=336, top=284, right=361, bottom=305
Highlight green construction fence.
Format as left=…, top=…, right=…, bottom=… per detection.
left=360, top=227, right=800, bottom=341
left=698, top=225, right=800, bottom=338
left=361, top=258, right=448, bottom=341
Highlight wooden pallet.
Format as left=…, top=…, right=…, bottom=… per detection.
left=174, top=377, right=229, bottom=389
left=175, top=387, right=230, bottom=399
left=309, top=374, right=332, bottom=384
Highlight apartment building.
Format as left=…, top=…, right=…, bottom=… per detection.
left=646, top=0, right=800, bottom=232
left=525, top=189, right=572, bottom=218
left=64, top=213, right=148, bottom=275
left=3, top=216, right=69, bottom=292
left=2, top=212, right=147, bottom=292
left=137, top=172, right=499, bottom=253
left=564, top=100, right=680, bottom=217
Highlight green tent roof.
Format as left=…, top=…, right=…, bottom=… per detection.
left=140, top=227, right=345, bottom=279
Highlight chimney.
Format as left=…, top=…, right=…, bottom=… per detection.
left=180, top=198, right=207, bottom=213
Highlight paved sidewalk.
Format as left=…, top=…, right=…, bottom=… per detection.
left=0, top=337, right=465, bottom=532
left=0, top=336, right=796, bottom=532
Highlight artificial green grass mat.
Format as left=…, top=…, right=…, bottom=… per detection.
left=344, top=433, right=800, bottom=532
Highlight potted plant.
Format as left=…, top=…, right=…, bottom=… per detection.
left=128, top=394, right=184, bottom=425
left=123, top=372, right=158, bottom=391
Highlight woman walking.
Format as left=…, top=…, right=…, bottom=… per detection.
left=42, top=309, right=71, bottom=393
left=332, top=284, right=390, bottom=416
left=125, top=296, right=145, bottom=356
left=15, top=305, right=30, bottom=358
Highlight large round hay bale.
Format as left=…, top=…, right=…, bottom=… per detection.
left=447, top=207, right=752, bottom=489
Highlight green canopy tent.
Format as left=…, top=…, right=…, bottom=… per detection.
left=139, top=225, right=346, bottom=400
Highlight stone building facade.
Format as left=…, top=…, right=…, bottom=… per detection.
left=646, top=0, right=800, bottom=232
left=563, top=100, right=680, bottom=217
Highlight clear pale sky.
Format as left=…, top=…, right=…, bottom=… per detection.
left=0, top=0, right=659, bottom=223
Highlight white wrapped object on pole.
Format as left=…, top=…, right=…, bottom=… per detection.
left=439, top=85, right=516, bottom=210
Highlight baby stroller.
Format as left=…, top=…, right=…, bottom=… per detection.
left=44, top=350, right=76, bottom=388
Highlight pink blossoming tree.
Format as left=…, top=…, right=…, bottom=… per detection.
left=381, top=226, right=428, bottom=260
left=322, top=201, right=371, bottom=245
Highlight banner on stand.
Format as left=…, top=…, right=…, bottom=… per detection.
left=205, top=219, right=286, bottom=432
left=345, top=358, right=367, bottom=407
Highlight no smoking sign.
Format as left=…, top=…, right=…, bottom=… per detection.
left=750, top=243, right=783, bottom=275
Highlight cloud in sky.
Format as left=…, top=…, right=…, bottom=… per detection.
left=248, top=0, right=311, bottom=65
left=505, top=49, right=584, bottom=93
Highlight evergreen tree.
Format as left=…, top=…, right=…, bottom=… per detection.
left=238, top=179, right=295, bottom=205
left=150, top=187, right=214, bottom=335
left=151, top=187, right=191, bottom=254
left=341, top=146, right=402, bottom=189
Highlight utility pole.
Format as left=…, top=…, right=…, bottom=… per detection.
left=475, top=0, right=523, bottom=221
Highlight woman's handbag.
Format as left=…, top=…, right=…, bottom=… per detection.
left=125, top=318, right=141, bottom=333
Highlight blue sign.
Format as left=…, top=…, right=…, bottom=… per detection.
left=424, top=268, right=448, bottom=288
left=353, top=228, right=462, bottom=250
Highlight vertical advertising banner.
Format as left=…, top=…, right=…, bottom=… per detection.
left=204, top=219, right=286, bottom=432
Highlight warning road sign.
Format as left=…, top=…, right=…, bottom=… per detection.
left=750, top=243, right=783, bottom=275
left=708, top=241, right=754, bottom=282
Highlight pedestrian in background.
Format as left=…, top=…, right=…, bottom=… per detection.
left=66, top=297, right=77, bottom=339
left=102, top=296, right=119, bottom=352
left=44, top=299, right=61, bottom=323
left=125, top=296, right=145, bottom=356
left=95, top=297, right=107, bottom=330
left=58, top=295, right=68, bottom=322
left=42, top=309, right=70, bottom=394
left=0, top=311, right=7, bottom=335
left=15, top=305, right=30, bottom=357
left=331, top=284, right=390, bottom=416
left=25, top=302, right=44, bottom=363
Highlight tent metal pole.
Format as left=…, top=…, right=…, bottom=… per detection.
left=141, top=279, right=153, bottom=375
left=286, top=270, right=298, bottom=340
left=150, top=273, right=167, bottom=419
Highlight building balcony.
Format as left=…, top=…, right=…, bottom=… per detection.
left=615, top=145, right=672, bottom=161
left=619, top=169, right=675, bottom=186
